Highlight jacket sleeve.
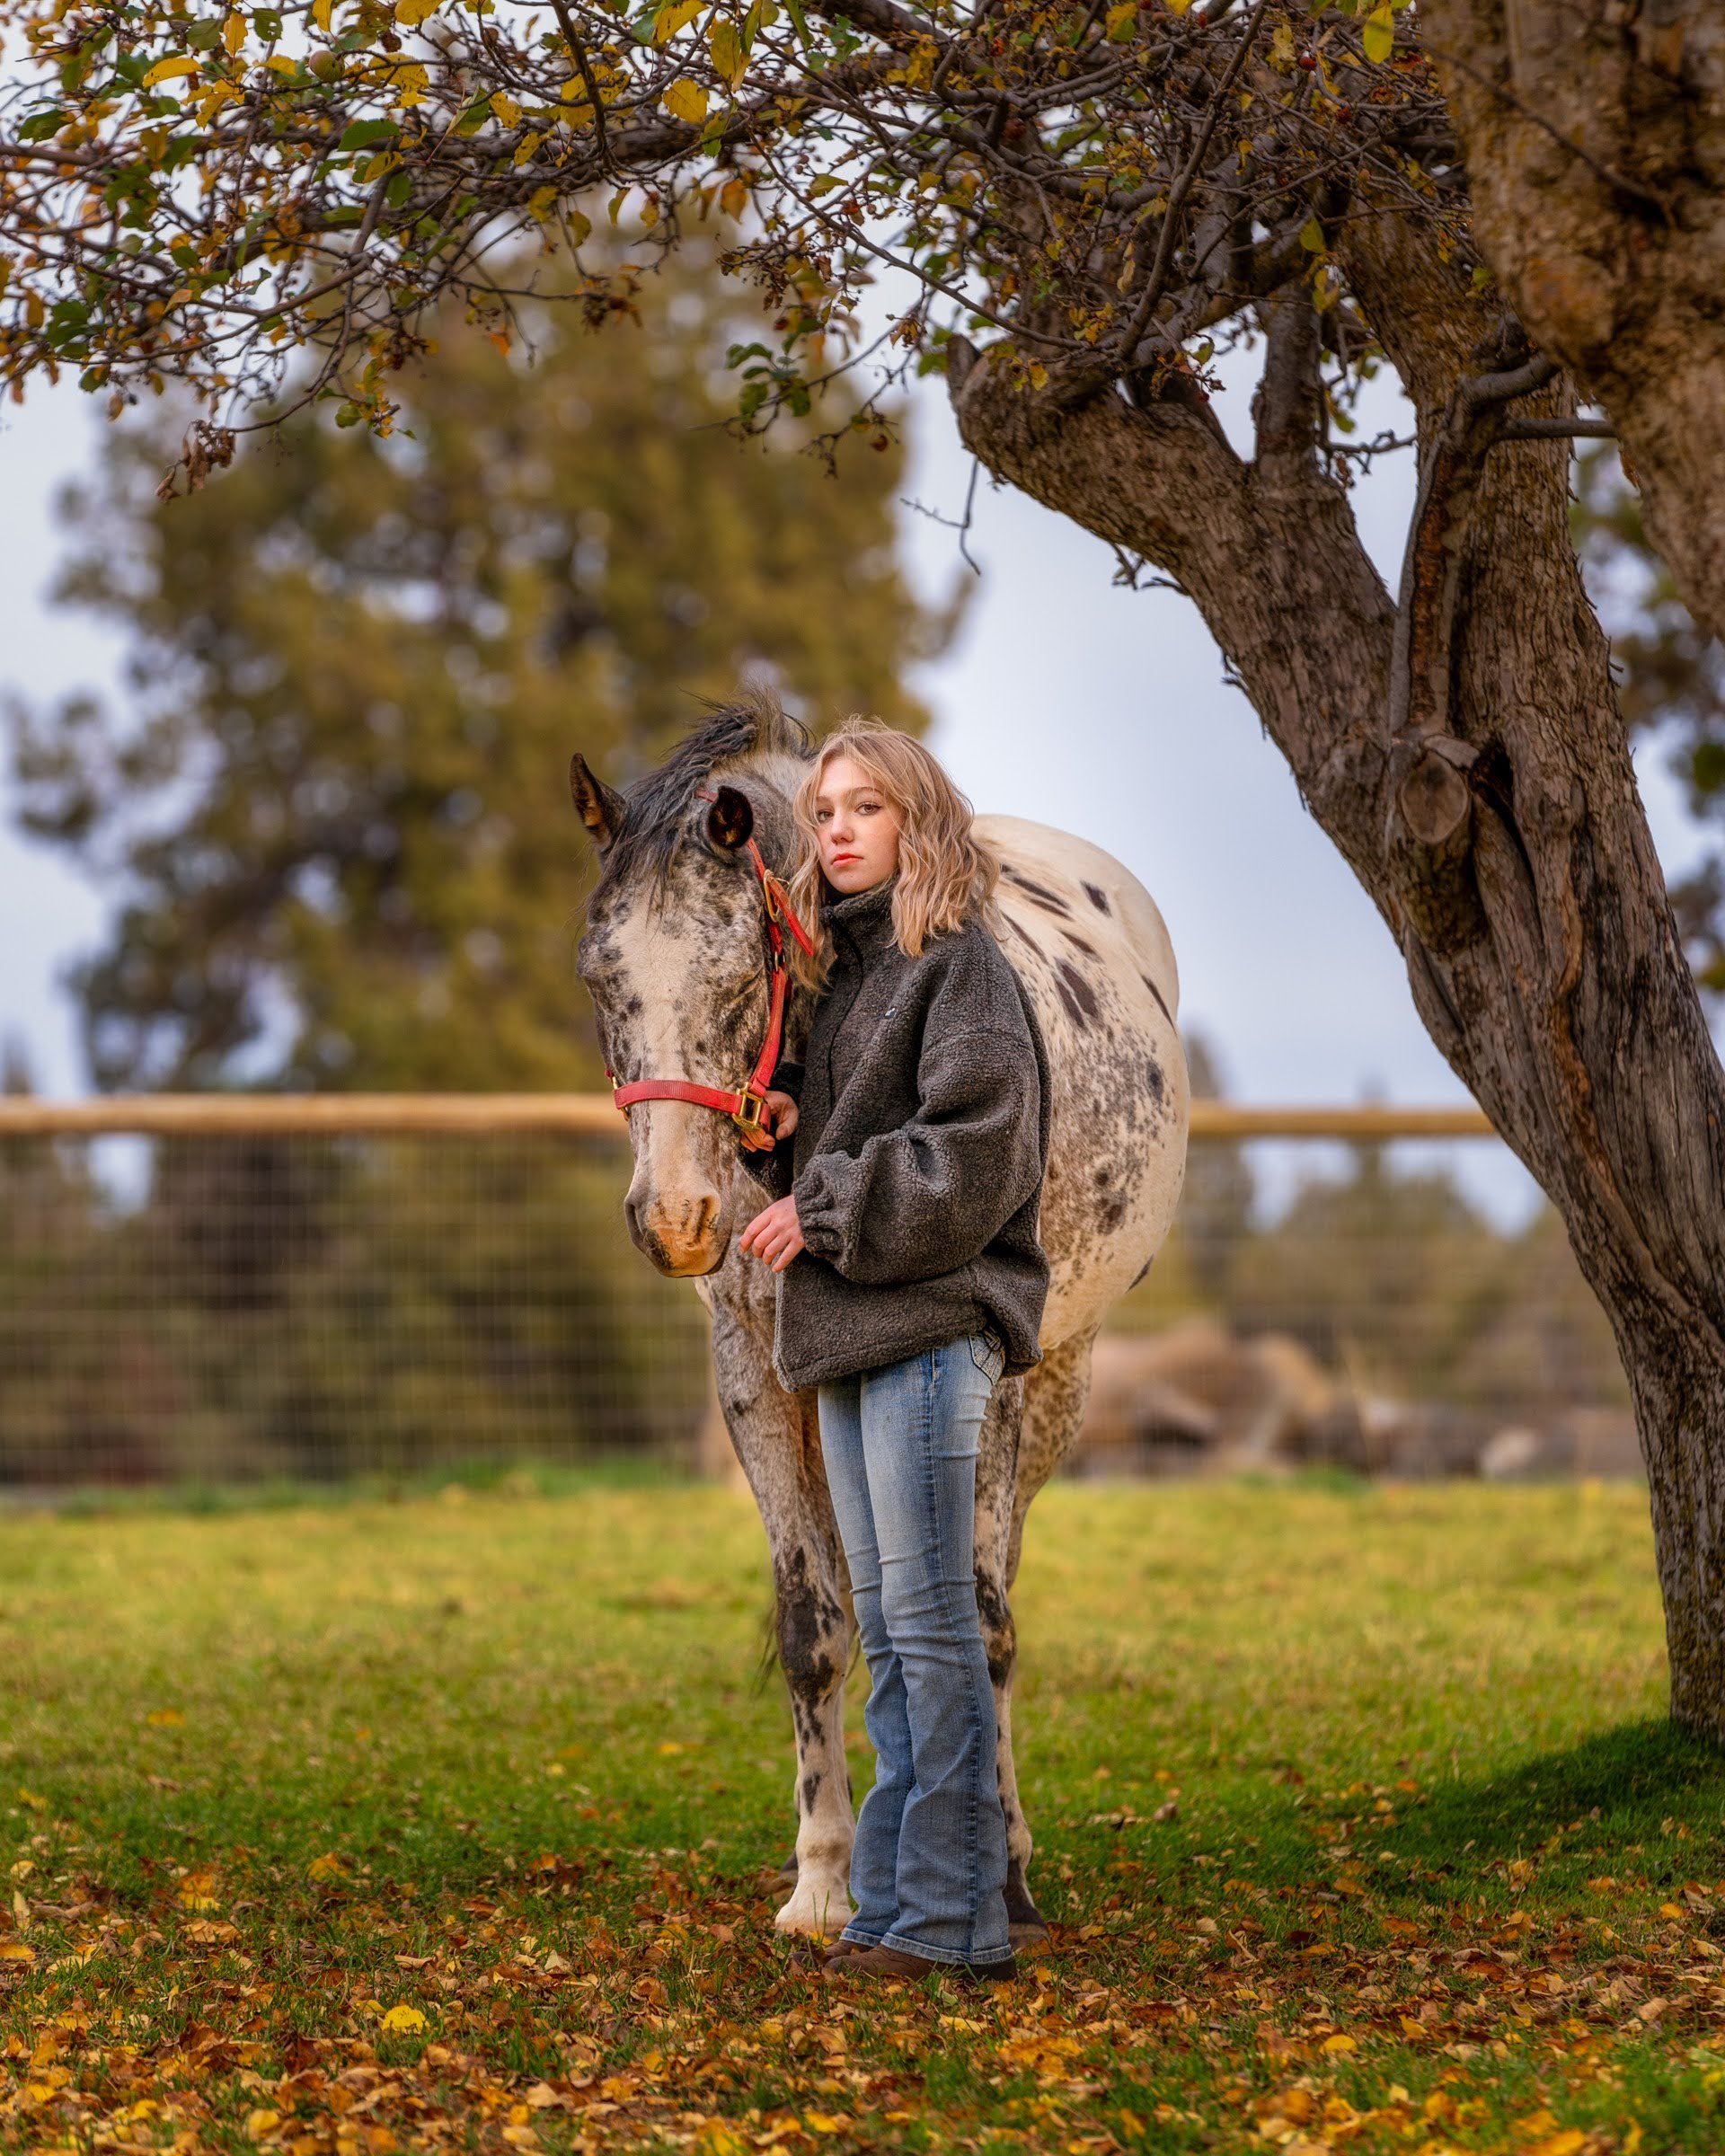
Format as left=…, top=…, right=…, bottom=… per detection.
left=792, top=1018, right=1043, bottom=1286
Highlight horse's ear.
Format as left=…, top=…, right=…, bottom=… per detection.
left=571, top=753, right=626, bottom=854
left=705, top=784, right=755, bottom=852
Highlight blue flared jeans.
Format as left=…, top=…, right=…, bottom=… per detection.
left=817, top=1329, right=1014, bottom=1969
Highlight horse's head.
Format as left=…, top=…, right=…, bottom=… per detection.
left=571, top=700, right=811, bottom=1277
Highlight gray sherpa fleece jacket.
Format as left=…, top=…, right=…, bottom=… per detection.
left=767, top=871, right=1052, bottom=1392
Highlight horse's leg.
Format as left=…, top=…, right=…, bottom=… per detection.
left=978, top=1328, right=1100, bottom=1945
left=707, top=1292, right=856, bottom=1936
left=973, top=1368, right=1039, bottom=1943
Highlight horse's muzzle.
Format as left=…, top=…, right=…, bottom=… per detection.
left=626, top=1188, right=726, bottom=1277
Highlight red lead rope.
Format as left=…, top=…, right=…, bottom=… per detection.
left=608, top=792, right=818, bottom=1137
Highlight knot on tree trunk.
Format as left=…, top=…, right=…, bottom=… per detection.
left=1395, top=731, right=1476, bottom=847
left=1388, top=730, right=1485, bottom=955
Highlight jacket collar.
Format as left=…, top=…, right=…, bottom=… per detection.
left=823, top=870, right=900, bottom=959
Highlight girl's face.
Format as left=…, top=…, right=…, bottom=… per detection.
left=812, top=752, right=903, bottom=895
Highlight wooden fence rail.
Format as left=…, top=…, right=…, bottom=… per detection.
left=0, top=1096, right=1498, bottom=1141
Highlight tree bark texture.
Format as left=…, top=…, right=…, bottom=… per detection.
left=1420, top=0, right=1725, bottom=641
left=949, top=218, right=1725, bottom=1735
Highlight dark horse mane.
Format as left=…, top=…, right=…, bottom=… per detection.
left=596, top=690, right=812, bottom=898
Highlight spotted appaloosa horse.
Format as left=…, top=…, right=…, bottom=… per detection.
left=571, top=695, right=1188, bottom=1944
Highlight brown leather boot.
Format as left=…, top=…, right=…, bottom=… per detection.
left=782, top=1932, right=846, bottom=1970
left=822, top=1945, right=1017, bottom=1985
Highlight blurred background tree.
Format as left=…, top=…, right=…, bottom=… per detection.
left=0, top=243, right=957, bottom=1485
left=1572, top=446, right=1725, bottom=1000
left=9, top=242, right=953, bottom=1094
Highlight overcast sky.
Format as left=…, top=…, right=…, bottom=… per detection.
left=1, top=343, right=1713, bottom=1222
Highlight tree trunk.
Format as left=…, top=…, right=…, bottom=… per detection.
left=1419, top=0, right=1725, bottom=641
left=948, top=228, right=1725, bottom=1732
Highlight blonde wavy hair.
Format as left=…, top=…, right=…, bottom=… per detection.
left=784, top=718, right=1003, bottom=989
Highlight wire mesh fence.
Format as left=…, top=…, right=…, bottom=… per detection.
left=0, top=1100, right=1640, bottom=1491
left=0, top=1118, right=710, bottom=1490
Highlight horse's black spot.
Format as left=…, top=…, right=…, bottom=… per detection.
left=1128, top=1254, right=1155, bottom=1288
left=1004, top=865, right=1073, bottom=915
left=1061, top=929, right=1097, bottom=957
left=1146, top=1056, right=1165, bottom=1107
left=973, top=1569, right=1015, bottom=1689
left=801, top=1771, right=822, bottom=1815
left=1139, top=972, right=1175, bottom=1029
left=1004, top=915, right=1044, bottom=959
left=1083, top=881, right=1111, bottom=915
left=1101, top=1189, right=1128, bottom=1231
left=774, top=1548, right=842, bottom=1708
left=1057, top=960, right=1099, bottom=1024
left=1055, top=974, right=1084, bottom=1027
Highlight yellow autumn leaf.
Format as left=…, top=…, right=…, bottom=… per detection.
left=306, top=1851, right=348, bottom=1881
left=512, top=130, right=544, bottom=166
left=0, top=1941, right=35, bottom=1963
left=720, top=173, right=749, bottom=218
left=312, top=0, right=333, bottom=25
left=492, top=91, right=520, bottom=126
left=1028, top=362, right=1048, bottom=389
left=1361, top=1, right=1394, bottom=61
left=142, top=56, right=199, bottom=86
left=1526, top=2135, right=1588, bottom=2156
left=380, top=2003, right=427, bottom=2032
left=246, top=2109, right=280, bottom=2140
left=804, top=2119, right=845, bottom=2136
left=1104, top=3, right=1136, bottom=39
left=146, top=1708, right=185, bottom=1727
left=1322, top=2031, right=1358, bottom=2053
left=709, top=18, right=748, bottom=85
left=398, top=0, right=440, bottom=22
left=223, top=13, right=245, bottom=51
left=662, top=77, right=709, bottom=123
left=655, top=0, right=703, bottom=38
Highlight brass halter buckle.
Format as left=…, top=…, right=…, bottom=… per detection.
left=731, top=1090, right=768, bottom=1135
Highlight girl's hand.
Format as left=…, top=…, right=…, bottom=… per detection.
left=739, top=1195, right=805, bottom=1272
left=739, top=1089, right=800, bottom=1153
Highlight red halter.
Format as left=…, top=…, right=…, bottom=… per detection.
left=607, top=790, right=818, bottom=1138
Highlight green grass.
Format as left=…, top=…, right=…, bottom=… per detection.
left=3, top=1478, right=1722, bottom=2154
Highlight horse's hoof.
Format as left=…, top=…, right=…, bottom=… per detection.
left=1004, top=1857, right=1049, bottom=1941
left=774, top=1879, right=855, bottom=1938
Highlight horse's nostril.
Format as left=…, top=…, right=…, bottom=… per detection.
left=694, top=1193, right=718, bottom=1242
left=624, top=1190, right=645, bottom=1248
